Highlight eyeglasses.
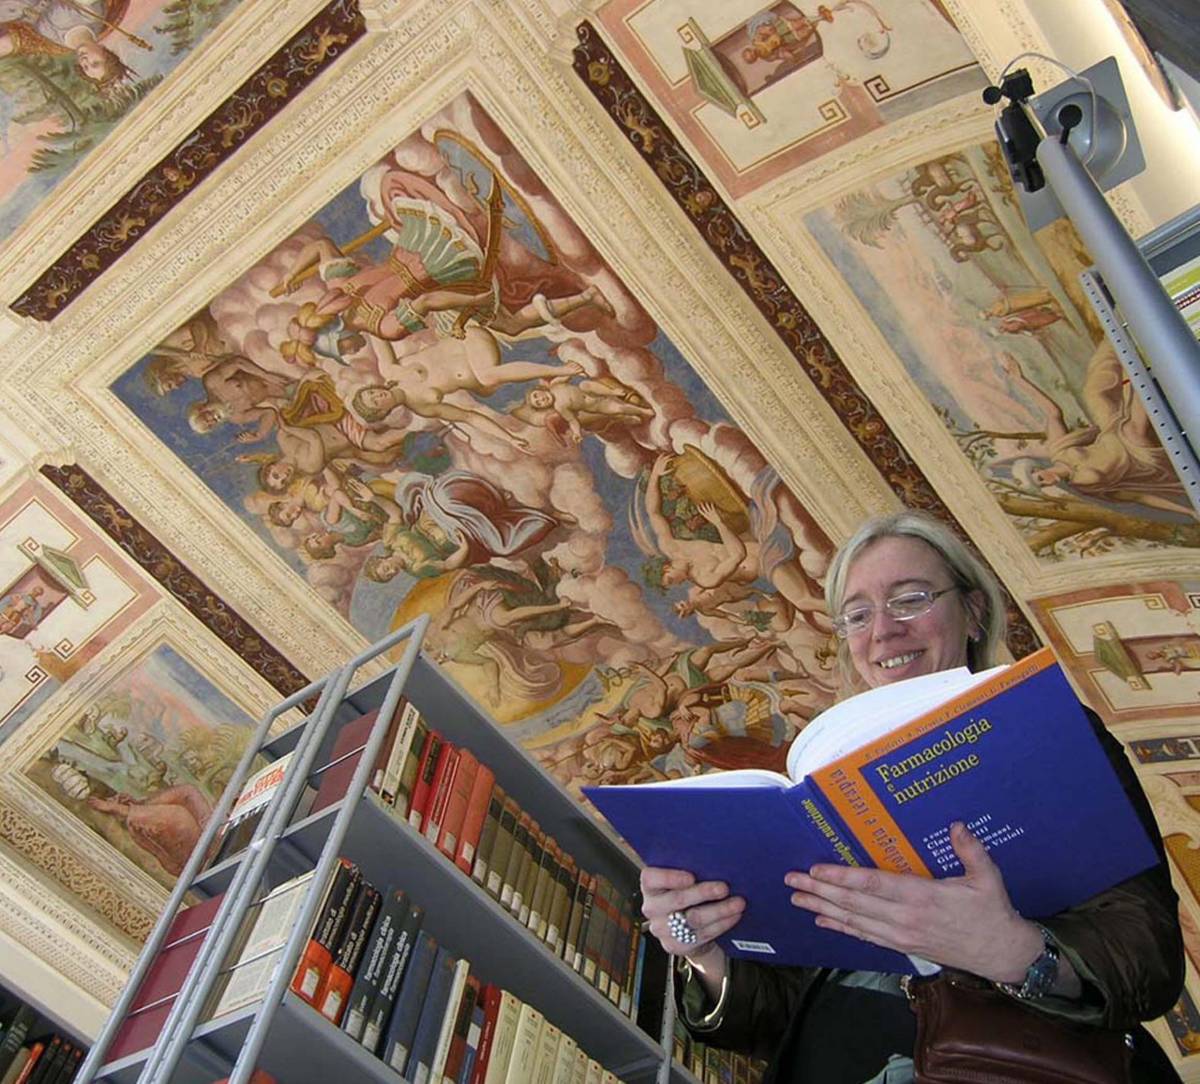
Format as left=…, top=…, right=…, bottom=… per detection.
left=832, top=586, right=960, bottom=639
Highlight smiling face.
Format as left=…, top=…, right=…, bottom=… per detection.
left=841, top=535, right=975, bottom=689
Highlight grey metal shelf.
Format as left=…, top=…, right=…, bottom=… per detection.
left=86, top=624, right=688, bottom=1084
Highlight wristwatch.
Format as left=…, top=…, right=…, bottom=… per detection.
left=997, top=923, right=1059, bottom=1000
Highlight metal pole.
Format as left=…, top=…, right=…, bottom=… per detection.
left=225, top=616, right=428, bottom=1084
left=1036, top=133, right=1200, bottom=447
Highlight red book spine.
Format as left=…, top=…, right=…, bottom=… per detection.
left=423, top=742, right=459, bottom=843
left=407, top=731, right=444, bottom=833
left=443, top=973, right=481, bottom=1082
left=437, top=748, right=479, bottom=860
left=469, top=984, right=501, bottom=1084
left=455, top=763, right=495, bottom=874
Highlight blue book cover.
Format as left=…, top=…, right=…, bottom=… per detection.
left=585, top=648, right=1159, bottom=972
left=406, top=944, right=458, bottom=1084
left=381, top=928, right=438, bottom=1075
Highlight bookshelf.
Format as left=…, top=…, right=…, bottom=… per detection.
left=78, top=617, right=687, bottom=1084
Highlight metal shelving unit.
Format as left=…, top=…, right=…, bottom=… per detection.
left=78, top=618, right=685, bottom=1084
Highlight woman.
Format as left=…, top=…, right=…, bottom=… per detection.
left=641, top=511, right=1184, bottom=1083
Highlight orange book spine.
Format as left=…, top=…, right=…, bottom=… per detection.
left=438, top=748, right=480, bottom=860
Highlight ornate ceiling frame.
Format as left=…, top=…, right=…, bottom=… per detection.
left=0, top=0, right=905, bottom=681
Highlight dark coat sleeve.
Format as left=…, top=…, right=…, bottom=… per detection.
left=1037, top=707, right=1184, bottom=1030
left=676, top=958, right=821, bottom=1060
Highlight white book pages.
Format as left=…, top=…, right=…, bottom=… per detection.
left=787, top=665, right=1005, bottom=781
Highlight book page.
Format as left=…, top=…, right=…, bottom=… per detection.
left=787, top=666, right=1004, bottom=781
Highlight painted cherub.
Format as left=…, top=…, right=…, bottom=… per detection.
left=515, top=374, right=655, bottom=444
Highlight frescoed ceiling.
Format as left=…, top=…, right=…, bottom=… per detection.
left=2, top=0, right=1200, bottom=1065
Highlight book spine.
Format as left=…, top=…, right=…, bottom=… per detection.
left=342, top=889, right=407, bottom=1041
left=593, top=876, right=618, bottom=998
left=369, top=708, right=399, bottom=794
left=547, top=846, right=572, bottom=956
left=531, top=1021, right=560, bottom=1084
left=443, top=973, right=480, bottom=1084
left=470, top=783, right=504, bottom=887
left=0, top=1006, right=35, bottom=1073
left=380, top=699, right=417, bottom=807
left=578, top=875, right=600, bottom=981
left=790, top=778, right=871, bottom=869
left=500, top=812, right=531, bottom=912
left=424, top=743, right=461, bottom=844
left=502, top=1004, right=543, bottom=1084
left=25, top=1036, right=59, bottom=1084
left=11, top=1044, right=43, bottom=1084
left=396, top=715, right=430, bottom=820
left=515, top=822, right=542, bottom=925
left=438, top=748, right=479, bottom=860
left=460, top=997, right=486, bottom=1084
left=624, top=918, right=645, bottom=1019
left=407, top=945, right=458, bottom=1084
left=408, top=730, right=444, bottom=833
left=457, top=764, right=495, bottom=875
left=487, top=797, right=519, bottom=901
left=381, top=929, right=439, bottom=1074
left=430, top=959, right=471, bottom=1084
left=291, top=859, right=360, bottom=1005
left=362, top=902, right=425, bottom=1053
left=318, top=882, right=382, bottom=1024
left=469, top=984, right=500, bottom=1084
left=525, top=829, right=553, bottom=937
left=482, top=990, right=522, bottom=1084
left=562, top=864, right=586, bottom=968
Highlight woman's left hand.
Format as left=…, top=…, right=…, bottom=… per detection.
left=785, top=821, right=1044, bottom=983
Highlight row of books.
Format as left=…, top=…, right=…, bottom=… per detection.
left=0, top=1003, right=83, bottom=1084
left=208, top=859, right=633, bottom=1083
left=673, top=1020, right=764, bottom=1084
left=213, top=702, right=647, bottom=1018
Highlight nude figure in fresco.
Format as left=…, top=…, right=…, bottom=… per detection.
left=349, top=326, right=590, bottom=452
left=424, top=575, right=608, bottom=706
left=514, top=374, right=655, bottom=445
left=643, top=453, right=830, bottom=626
left=996, top=347, right=1195, bottom=518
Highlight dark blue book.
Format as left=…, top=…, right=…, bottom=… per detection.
left=362, top=901, right=424, bottom=1053
left=343, top=889, right=406, bottom=1042
left=380, top=929, right=438, bottom=1076
left=586, top=648, right=1159, bottom=973
left=405, top=946, right=459, bottom=1084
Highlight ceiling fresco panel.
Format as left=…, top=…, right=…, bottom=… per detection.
left=595, top=0, right=987, bottom=198
left=802, top=141, right=1200, bottom=562
left=0, top=0, right=246, bottom=240
left=0, top=476, right=158, bottom=746
left=108, top=87, right=847, bottom=790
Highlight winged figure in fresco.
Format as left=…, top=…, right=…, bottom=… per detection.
left=0, top=0, right=157, bottom=173
left=633, top=450, right=830, bottom=634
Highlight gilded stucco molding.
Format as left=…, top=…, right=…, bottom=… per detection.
left=0, top=843, right=134, bottom=1006
left=0, top=798, right=154, bottom=944
left=0, top=0, right=336, bottom=304
left=467, top=17, right=888, bottom=537
left=2, top=0, right=881, bottom=614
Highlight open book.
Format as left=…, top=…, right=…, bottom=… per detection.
left=584, top=648, right=1159, bottom=972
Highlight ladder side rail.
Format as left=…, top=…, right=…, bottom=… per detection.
left=78, top=672, right=330, bottom=1084
left=226, top=615, right=428, bottom=1084
left=140, top=666, right=354, bottom=1084
left=1081, top=269, right=1200, bottom=516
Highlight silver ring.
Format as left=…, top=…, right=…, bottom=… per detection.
left=667, top=909, right=698, bottom=946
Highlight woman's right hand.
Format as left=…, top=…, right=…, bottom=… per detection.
left=641, top=866, right=744, bottom=984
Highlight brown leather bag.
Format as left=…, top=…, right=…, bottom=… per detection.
left=906, top=970, right=1133, bottom=1083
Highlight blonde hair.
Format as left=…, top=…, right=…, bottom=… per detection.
left=825, top=511, right=1007, bottom=689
